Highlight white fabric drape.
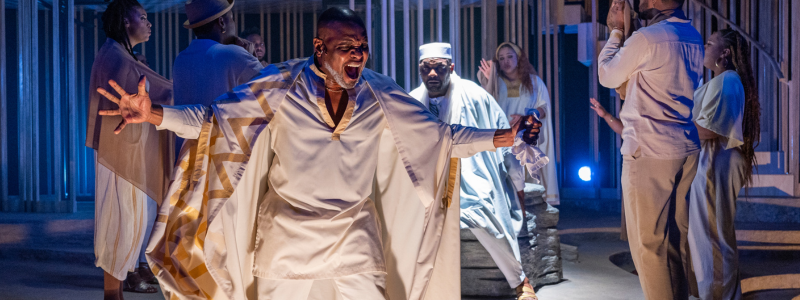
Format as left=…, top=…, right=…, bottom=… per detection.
left=495, top=75, right=559, bottom=204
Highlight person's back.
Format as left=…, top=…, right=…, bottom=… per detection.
left=600, top=16, right=703, bottom=159
left=173, top=39, right=262, bottom=106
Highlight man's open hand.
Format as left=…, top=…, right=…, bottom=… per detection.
left=96, top=75, right=154, bottom=134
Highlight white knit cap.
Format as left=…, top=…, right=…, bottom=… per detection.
left=419, top=43, right=452, bottom=61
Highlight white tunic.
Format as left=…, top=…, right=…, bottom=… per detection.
left=495, top=75, right=560, bottom=204
left=153, top=58, right=498, bottom=299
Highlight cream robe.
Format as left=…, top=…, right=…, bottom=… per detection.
left=87, top=39, right=173, bottom=281
left=148, top=58, right=497, bottom=300
left=688, top=71, right=745, bottom=300
left=410, top=75, right=526, bottom=288
left=495, top=75, right=559, bottom=204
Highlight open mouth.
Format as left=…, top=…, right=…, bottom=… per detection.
left=344, top=63, right=361, bottom=80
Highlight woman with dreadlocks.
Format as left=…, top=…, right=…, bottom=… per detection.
left=687, top=28, right=760, bottom=300
left=85, top=0, right=173, bottom=298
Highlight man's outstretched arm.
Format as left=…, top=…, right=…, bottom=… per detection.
left=97, top=75, right=207, bottom=139
left=451, top=115, right=540, bottom=158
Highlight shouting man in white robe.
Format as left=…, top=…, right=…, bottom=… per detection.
left=97, top=8, right=539, bottom=300
left=409, top=43, right=537, bottom=300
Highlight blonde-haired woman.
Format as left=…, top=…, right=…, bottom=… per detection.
left=478, top=42, right=559, bottom=208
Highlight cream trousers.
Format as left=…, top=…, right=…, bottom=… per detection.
left=622, top=151, right=698, bottom=300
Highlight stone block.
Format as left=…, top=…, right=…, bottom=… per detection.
left=460, top=268, right=517, bottom=297
left=461, top=184, right=563, bottom=294
left=561, top=243, right=579, bottom=262
left=461, top=239, right=499, bottom=268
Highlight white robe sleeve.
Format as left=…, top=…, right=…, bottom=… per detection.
left=155, top=104, right=209, bottom=139
left=598, top=30, right=650, bottom=89
left=450, top=127, right=497, bottom=158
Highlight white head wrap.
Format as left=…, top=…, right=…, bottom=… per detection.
left=419, top=43, right=452, bottom=61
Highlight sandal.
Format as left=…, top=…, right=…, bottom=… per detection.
left=516, top=285, right=539, bottom=300
left=138, top=262, right=158, bottom=284
left=123, top=271, right=158, bottom=293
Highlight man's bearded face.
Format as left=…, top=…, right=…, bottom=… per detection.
left=419, top=58, right=453, bottom=96
left=316, top=21, right=369, bottom=89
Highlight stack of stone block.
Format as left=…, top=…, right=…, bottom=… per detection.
left=461, top=183, right=562, bottom=298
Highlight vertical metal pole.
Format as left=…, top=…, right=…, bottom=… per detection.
left=523, top=0, right=528, bottom=51
left=44, top=9, right=51, bottom=196
left=417, top=0, right=423, bottom=47
left=544, top=0, right=550, bottom=88
left=295, top=8, right=300, bottom=58
left=480, top=0, right=497, bottom=60
left=267, top=11, right=272, bottom=63
left=390, top=0, right=396, bottom=79
left=403, top=0, right=410, bottom=90
left=590, top=0, right=599, bottom=193
left=536, top=0, right=542, bottom=77
left=517, top=0, right=523, bottom=46
left=300, top=9, right=304, bottom=57
left=510, top=0, right=516, bottom=43
left=469, top=5, right=474, bottom=80
left=368, top=0, right=373, bottom=58
left=350, top=0, right=355, bottom=10
left=436, top=0, right=442, bottom=41
left=790, top=0, right=800, bottom=195
left=79, top=7, right=86, bottom=195
left=452, top=0, right=459, bottom=75
left=168, top=7, right=173, bottom=78
left=155, top=11, right=160, bottom=73
left=504, top=0, right=510, bottom=42
left=52, top=0, right=63, bottom=203
left=19, top=0, right=41, bottom=205
left=553, top=11, right=560, bottom=166
left=280, top=9, right=284, bottom=61
left=430, top=2, right=434, bottom=43
left=175, top=7, right=179, bottom=59
left=0, top=0, right=7, bottom=206
left=67, top=0, right=77, bottom=205
left=382, top=0, right=388, bottom=75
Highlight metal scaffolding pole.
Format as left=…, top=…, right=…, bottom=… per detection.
left=0, top=0, right=7, bottom=207
left=403, top=0, right=410, bottom=90
left=18, top=0, right=40, bottom=207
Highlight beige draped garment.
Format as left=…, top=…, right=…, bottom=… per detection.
left=86, top=38, right=175, bottom=204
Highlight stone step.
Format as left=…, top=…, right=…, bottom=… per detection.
left=736, top=197, right=800, bottom=223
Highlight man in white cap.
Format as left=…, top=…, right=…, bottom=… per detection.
left=409, top=43, right=538, bottom=300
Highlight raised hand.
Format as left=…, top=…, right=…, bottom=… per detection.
left=478, top=58, right=494, bottom=81
left=97, top=75, right=153, bottom=134
left=225, top=36, right=256, bottom=57
left=589, top=98, right=609, bottom=118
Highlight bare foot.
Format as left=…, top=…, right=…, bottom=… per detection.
left=515, top=277, right=538, bottom=300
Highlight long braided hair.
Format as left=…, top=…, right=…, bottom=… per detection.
left=720, top=28, right=760, bottom=185
left=102, top=0, right=143, bottom=61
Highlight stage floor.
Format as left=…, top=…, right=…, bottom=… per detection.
left=0, top=202, right=798, bottom=299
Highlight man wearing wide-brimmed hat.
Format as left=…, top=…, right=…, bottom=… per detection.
left=171, top=0, right=263, bottom=108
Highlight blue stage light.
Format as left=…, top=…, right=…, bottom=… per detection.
left=579, top=166, right=592, bottom=182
